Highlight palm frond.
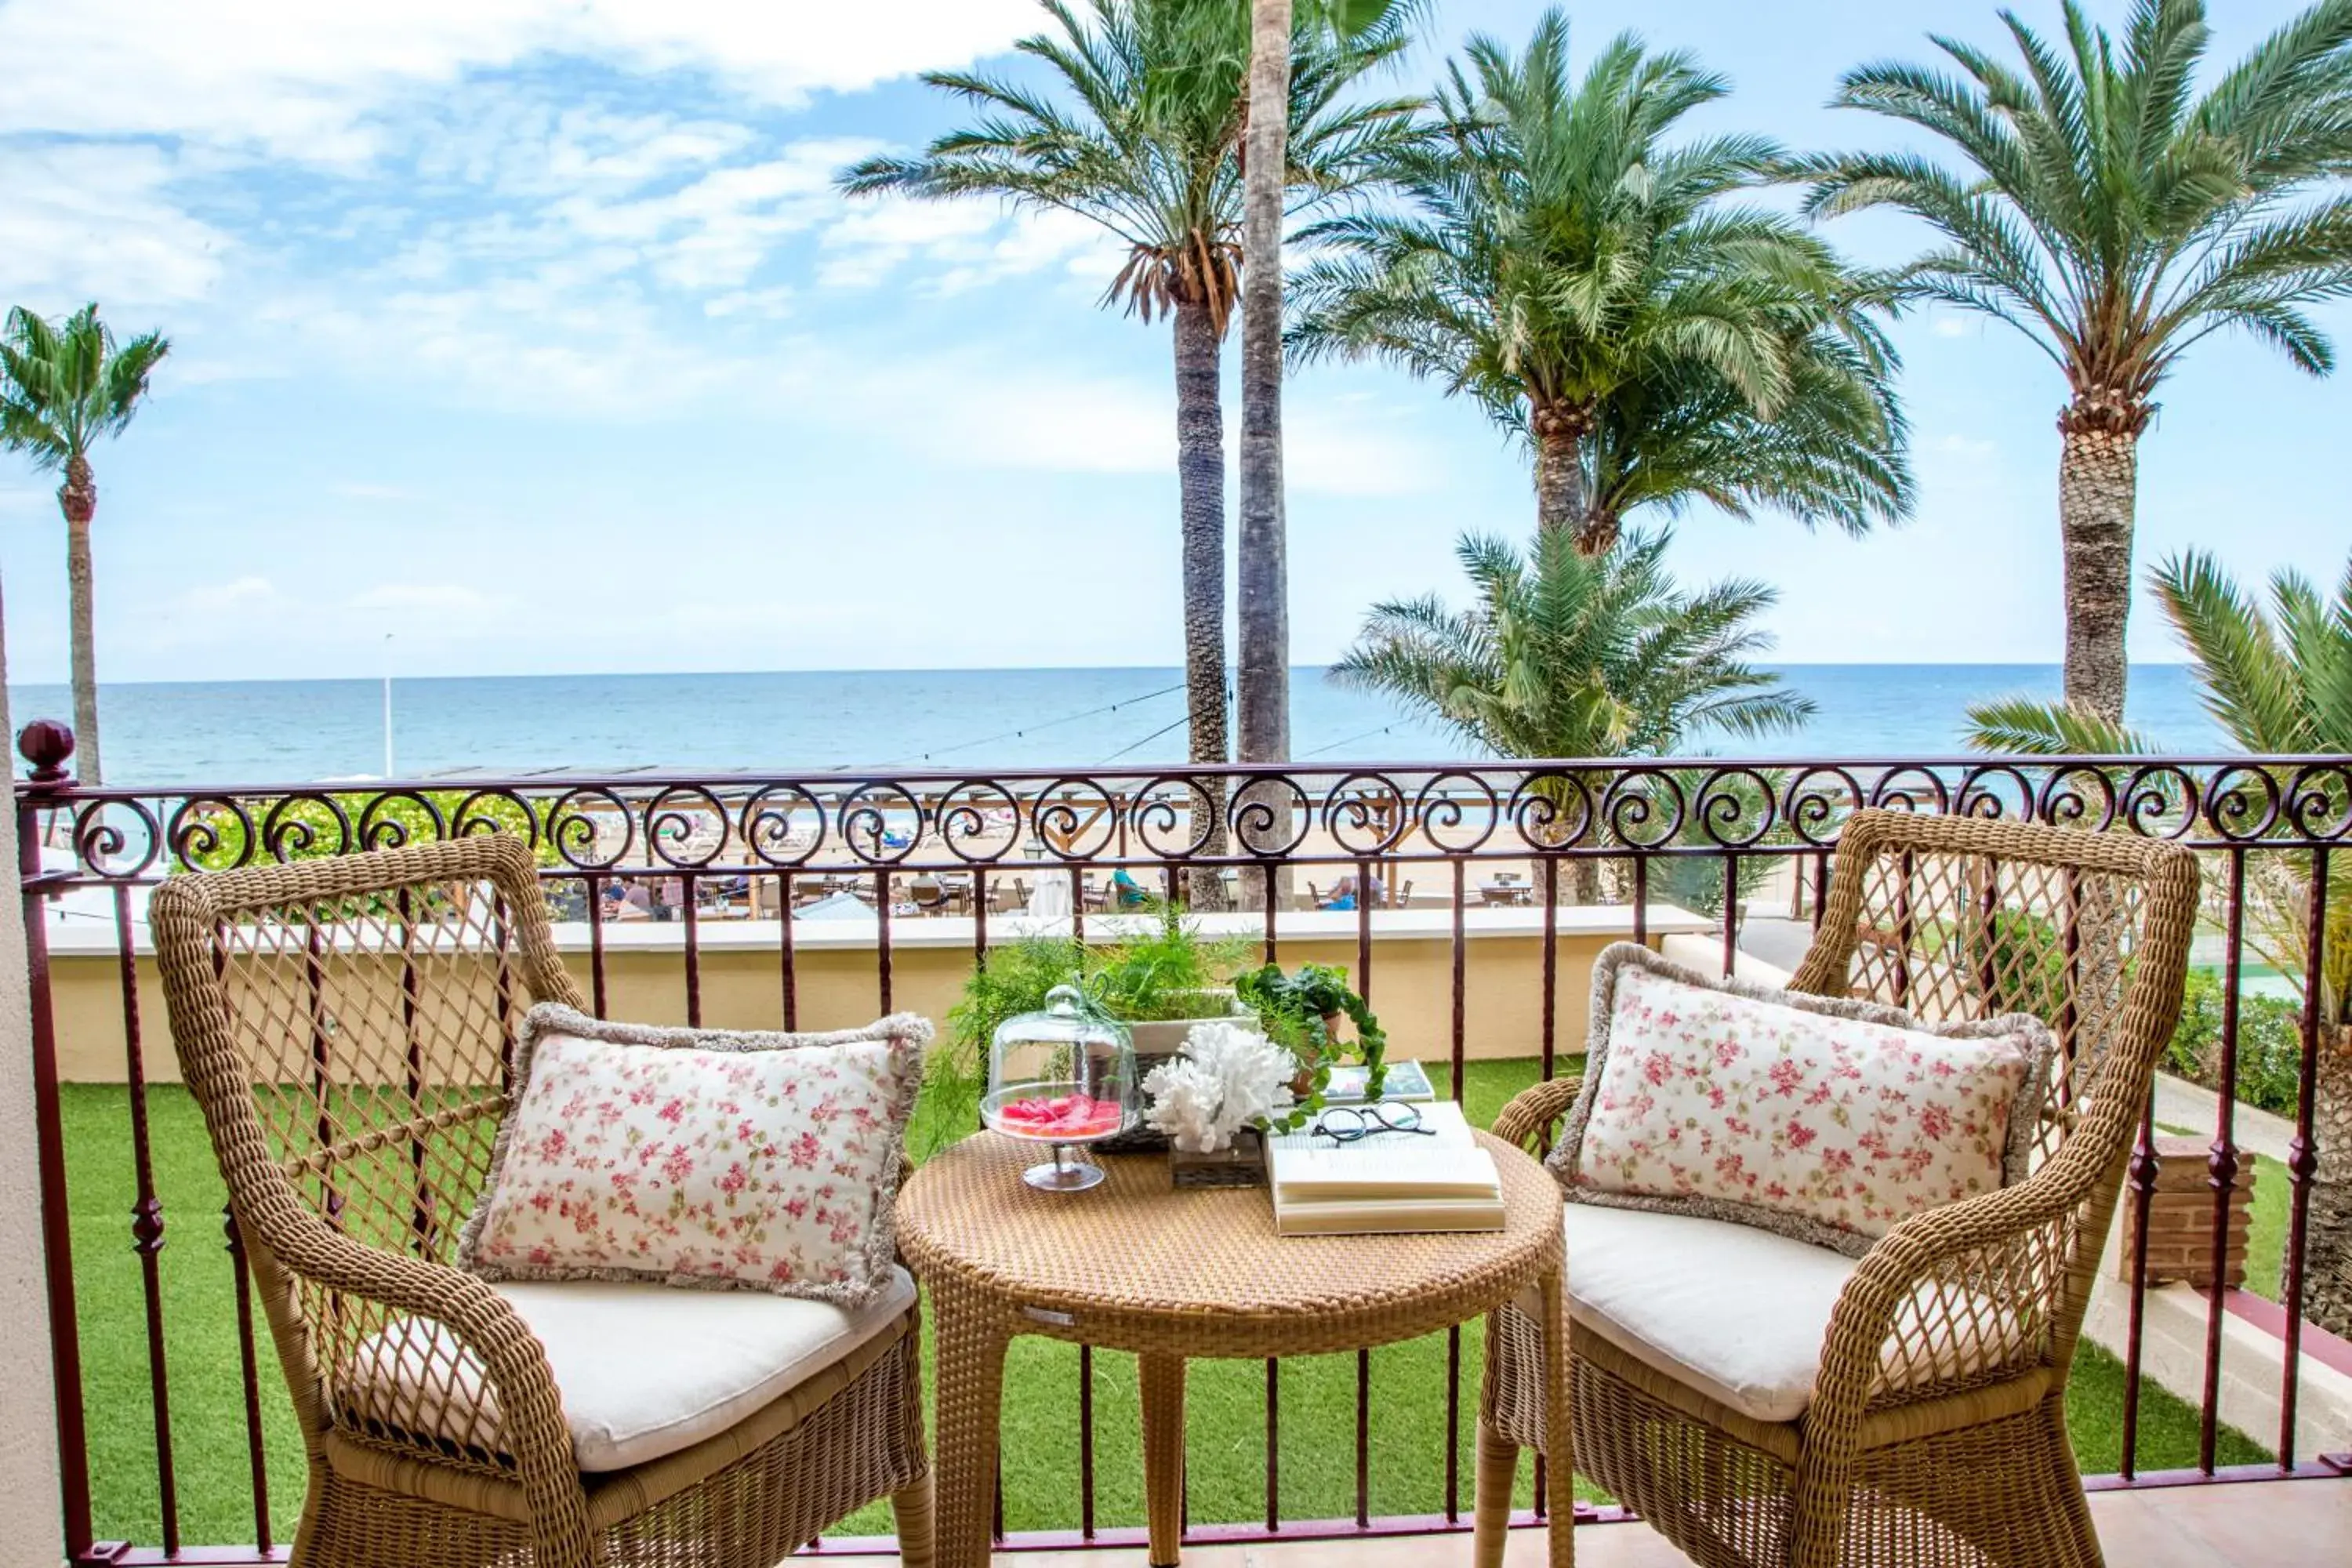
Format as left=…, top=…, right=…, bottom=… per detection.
left=834, top=0, right=1410, bottom=329
left=1335, top=524, right=1808, bottom=761
left=1290, top=6, right=1905, bottom=540
left=1814, top=0, right=2352, bottom=409
left=0, top=303, right=169, bottom=471
left=2155, top=548, right=2312, bottom=751
left=1962, top=695, right=2155, bottom=755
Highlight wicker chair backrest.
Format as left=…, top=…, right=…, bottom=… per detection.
left=1787, top=808, right=2199, bottom=1394
left=151, top=834, right=584, bottom=1265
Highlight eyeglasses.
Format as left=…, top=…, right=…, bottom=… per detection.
left=1311, top=1103, right=1434, bottom=1143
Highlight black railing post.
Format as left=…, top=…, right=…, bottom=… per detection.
left=16, top=720, right=95, bottom=1559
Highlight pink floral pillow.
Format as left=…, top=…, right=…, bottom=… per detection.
left=458, top=1005, right=930, bottom=1306
left=1550, top=945, right=2051, bottom=1255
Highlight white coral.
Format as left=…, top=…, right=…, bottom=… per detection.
left=1142, top=1019, right=1296, bottom=1153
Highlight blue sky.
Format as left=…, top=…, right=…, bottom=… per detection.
left=0, top=0, right=2343, bottom=686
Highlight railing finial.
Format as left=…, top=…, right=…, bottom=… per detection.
left=18, top=719, right=75, bottom=786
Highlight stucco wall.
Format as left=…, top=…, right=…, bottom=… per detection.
left=43, top=905, right=1714, bottom=1083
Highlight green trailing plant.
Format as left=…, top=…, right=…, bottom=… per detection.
left=1232, top=961, right=1387, bottom=1100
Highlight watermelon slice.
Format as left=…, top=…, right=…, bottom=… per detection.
left=991, top=1093, right=1124, bottom=1141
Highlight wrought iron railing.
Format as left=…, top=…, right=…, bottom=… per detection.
left=12, top=717, right=2349, bottom=1564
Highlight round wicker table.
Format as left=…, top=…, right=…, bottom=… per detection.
left=895, top=1128, right=1573, bottom=1567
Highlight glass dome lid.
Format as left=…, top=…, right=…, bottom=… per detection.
left=981, top=983, right=1137, bottom=1192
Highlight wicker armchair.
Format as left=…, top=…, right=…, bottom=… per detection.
left=150, top=835, right=934, bottom=1568
left=1476, top=808, right=2200, bottom=1568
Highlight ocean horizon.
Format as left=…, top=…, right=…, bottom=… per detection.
left=5, top=663, right=2225, bottom=787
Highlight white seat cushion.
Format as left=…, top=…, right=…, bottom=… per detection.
left=1562, top=1204, right=2025, bottom=1425
left=1566, top=1201, right=1856, bottom=1424
left=345, top=1265, right=916, bottom=1472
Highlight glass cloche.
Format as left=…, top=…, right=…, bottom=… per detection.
left=980, top=984, right=1137, bottom=1192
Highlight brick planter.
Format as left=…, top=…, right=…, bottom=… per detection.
left=2118, top=1134, right=2256, bottom=1290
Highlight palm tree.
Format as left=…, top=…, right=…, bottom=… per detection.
left=1965, top=548, right=2352, bottom=1338
left=1806, top=0, right=2352, bottom=722
left=1334, top=526, right=1813, bottom=899
left=1221, top=0, right=1416, bottom=851
left=1238, top=0, right=1296, bottom=782
left=1290, top=9, right=1911, bottom=555
left=838, top=0, right=1412, bottom=905
left=0, top=303, right=171, bottom=786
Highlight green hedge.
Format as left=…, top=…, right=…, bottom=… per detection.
left=2164, top=970, right=2304, bottom=1116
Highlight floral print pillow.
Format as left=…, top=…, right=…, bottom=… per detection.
left=458, top=1005, right=930, bottom=1306
left=1550, top=945, right=2050, bottom=1256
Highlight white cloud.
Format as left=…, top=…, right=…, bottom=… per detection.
left=329, top=482, right=412, bottom=501
left=1930, top=315, right=1976, bottom=339
left=0, top=1, right=1040, bottom=162
left=815, top=347, right=1441, bottom=495
left=1933, top=434, right=1998, bottom=457
left=822, top=198, right=1121, bottom=292
left=1286, top=401, right=1443, bottom=497
left=548, top=141, right=872, bottom=289
left=0, top=485, right=52, bottom=521
left=702, top=286, right=795, bottom=320
left=165, top=578, right=507, bottom=648
left=0, top=143, right=230, bottom=312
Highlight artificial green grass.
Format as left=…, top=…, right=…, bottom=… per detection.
left=64, top=1066, right=2267, bottom=1548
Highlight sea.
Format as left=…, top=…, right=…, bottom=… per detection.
left=2, top=665, right=2227, bottom=787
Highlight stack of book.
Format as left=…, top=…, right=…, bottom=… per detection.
left=1264, top=1100, right=1505, bottom=1236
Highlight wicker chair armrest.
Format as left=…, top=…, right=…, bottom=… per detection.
left=1491, top=1076, right=1584, bottom=1155
left=1811, top=1153, right=2097, bottom=1431
left=259, top=1214, right=584, bottom=1501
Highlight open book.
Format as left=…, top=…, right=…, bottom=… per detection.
left=1265, top=1100, right=1504, bottom=1236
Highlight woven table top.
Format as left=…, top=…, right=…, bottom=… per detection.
left=895, top=1129, right=1564, bottom=1359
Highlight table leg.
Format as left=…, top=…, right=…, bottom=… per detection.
left=1540, top=1262, right=1576, bottom=1567
left=931, top=1290, right=1008, bottom=1568
left=1139, top=1352, right=1186, bottom=1567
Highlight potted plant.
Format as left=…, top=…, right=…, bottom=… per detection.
left=1232, top=962, right=1388, bottom=1109
left=931, top=902, right=1251, bottom=1156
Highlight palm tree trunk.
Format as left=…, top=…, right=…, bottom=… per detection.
left=1534, top=426, right=1584, bottom=538
left=2056, top=405, right=2140, bottom=723
left=1236, top=0, right=1294, bottom=912
left=1174, top=298, right=1230, bottom=912
left=2304, top=1022, right=2352, bottom=1338
left=1575, top=506, right=1621, bottom=557
left=1532, top=404, right=1589, bottom=543
left=60, top=456, right=100, bottom=786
